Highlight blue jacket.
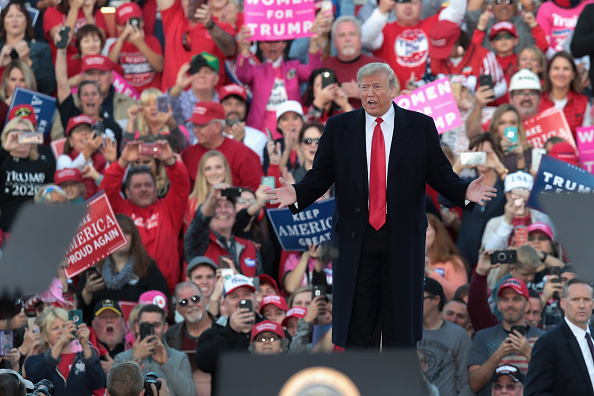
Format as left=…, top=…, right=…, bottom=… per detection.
left=24, top=348, right=105, bottom=396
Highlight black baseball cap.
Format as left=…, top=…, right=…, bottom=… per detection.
left=93, top=299, right=122, bottom=318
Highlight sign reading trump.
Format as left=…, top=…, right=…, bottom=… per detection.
left=244, top=0, right=315, bottom=41
left=267, top=198, right=334, bottom=251
left=65, top=192, right=127, bottom=278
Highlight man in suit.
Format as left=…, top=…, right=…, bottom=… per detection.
left=266, top=62, right=496, bottom=349
left=524, top=278, right=594, bottom=396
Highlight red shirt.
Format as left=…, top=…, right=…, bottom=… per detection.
left=108, top=37, right=163, bottom=92
left=160, top=2, right=239, bottom=91
left=43, top=7, right=108, bottom=63
left=373, top=14, right=439, bottom=87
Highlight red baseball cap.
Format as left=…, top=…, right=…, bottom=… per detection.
left=549, top=142, right=580, bottom=167
left=257, top=274, right=280, bottom=295
left=187, top=102, right=226, bottom=125
left=281, top=307, right=306, bottom=326
left=528, top=222, right=554, bottom=241
left=259, top=294, right=288, bottom=314
left=9, top=104, right=36, bottom=126
left=428, top=20, right=461, bottom=60
left=498, top=278, right=530, bottom=300
left=81, top=55, right=113, bottom=73
left=219, top=84, right=247, bottom=102
left=66, top=115, right=94, bottom=135
left=115, top=2, right=142, bottom=25
left=250, top=320, right=285, bottom=342
left=489, top=21, right=519, bottom=40
left=54, top=168, right=83, bottom=185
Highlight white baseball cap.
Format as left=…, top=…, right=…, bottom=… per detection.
left=504, top=171, right=534, bottom=192
left=276, top=100, right=304, bottom=120
left=508, top=69, right=541, bottom=92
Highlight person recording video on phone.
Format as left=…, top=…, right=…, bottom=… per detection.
left=195, top=275, right=263, bottom=392
left=24, top=306, right=106, bottom=396
left=113, top=305, right=195, bottom=396
left=106, top=361, right=170, bottom=396
left=303, top=68, right=353, bottom=124
left=266, top=62, right=496, bottom=350
left=184, top=182, right=262, bottom=277
left=101, top=140, right=190, bottom=292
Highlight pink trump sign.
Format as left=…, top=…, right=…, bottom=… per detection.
left=393, top=78, right=463, bottom=134
left=244, top=0, right=315, bottom=41
left=576, top=126, right=594, bottom=174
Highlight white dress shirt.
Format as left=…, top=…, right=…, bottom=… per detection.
left=364, top=105, right=394, bottom=186
left=564, top=316, right=594, bottom=390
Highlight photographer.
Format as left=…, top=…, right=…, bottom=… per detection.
left=106, top=361, right=170, bottom=396
left=184, top=183, right=262, bottom=277
left=303, top=68, right=353, bottom=124
left=113, top=305, right=195, bottom=396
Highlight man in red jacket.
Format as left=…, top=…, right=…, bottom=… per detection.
left=181, top=102, right=263, bottom=190
left=101, top=140, right=190, bottom=292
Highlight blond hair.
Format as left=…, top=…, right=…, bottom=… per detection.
left=187, top=150, right=232, bottom=214
left=38, top=306, right=68, bottom=352
left=1, top=117, right=39, bottom=160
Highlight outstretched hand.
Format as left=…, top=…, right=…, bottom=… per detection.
left=466, top=174, right=497, bottom=206
left=266, top=177, right=296, bottom=209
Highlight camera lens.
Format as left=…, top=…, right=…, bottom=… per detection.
left=497, top=252, right=507, bottom=262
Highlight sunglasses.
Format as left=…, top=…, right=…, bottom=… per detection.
left=177, top=295, right=201, bottom=307
left=492, top=33, right=515, bottom=41
left=254, top=335, right=280, bottom=343
left=494, top=0, right=514, bottom=4
left=236, top=198, right=257, bottom=205
left=528, top=235, right=550, bottom=242
left=302, top=138, right=320, bottom=145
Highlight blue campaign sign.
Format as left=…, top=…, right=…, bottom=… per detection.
left=527, top=155, right=594, bottom=211
left=267, top=198, right=335, bottom=251
left=8, top=87, right=57, bottom=137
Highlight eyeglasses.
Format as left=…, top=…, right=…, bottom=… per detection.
left=423, top=295, right=434, bottom=300
left=528, top=235, right=549, bottom=242
left=177, top=295, right=201, bottom=307
left=492, top=382, right=520, bottom=391
left=236, top=198, right=257, bottom=205
left=512, top=91, right=539, bottom=98
left=492, top=33, right=515, bottom=41
left=254, top=336, right=280, bottom=343
left=494, top=0, right=514, bottom=5
left=302, top=138, right=320, bottom=145
left=9, top=129, right=32, bottom=133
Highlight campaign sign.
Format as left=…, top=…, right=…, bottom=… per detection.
left=7, top=87, right=56, bottom=138
left=523, top=108, right=577, bottom=150
left=26, top=6, right=40, bottom=26
left=267, top=198, right=334, bottom=251
left=576, top=126, right=594, bottom=174
left=50, top=138, right=67, bottom=160
left=244, top=0, right=315, bottom=41
left=393, top=78, right=463, bottom=134
left=527, top=155, right=594, bottom=211
left=65, top=192, right=128, bottom=278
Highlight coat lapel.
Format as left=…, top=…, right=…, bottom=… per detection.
left=563, top=321, right=594, bottom=394
left=388, top=104, right=413, bottom=178
left=346, top=108, right=368, bottom=201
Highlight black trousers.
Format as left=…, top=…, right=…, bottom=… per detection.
left=346, top=222, right=396, bottom=349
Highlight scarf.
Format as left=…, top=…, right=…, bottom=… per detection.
left=102, top=256, right=136, bottom=290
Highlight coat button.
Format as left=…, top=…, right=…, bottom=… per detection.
left=351, top=232, right=355, bottom=238
left=355, top=207, right=360, bottom=213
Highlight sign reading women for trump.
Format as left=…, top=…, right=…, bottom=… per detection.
left=244, top=0, right=315, bottom=41
left=267, top=198, right=334, bottom=251
left=527, top=155, right=594, bottom=211
left=393, top=78, right=462, bottom=134
left=65, top=192, right=127, bottom=278
left=576, top=126, right=594, bottom=174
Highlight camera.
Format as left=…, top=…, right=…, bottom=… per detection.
left=490, top=250, right=517, bottom=265
left=29, top=379, right=54, bottom=396
left=144, top=372, right=161, bottom=396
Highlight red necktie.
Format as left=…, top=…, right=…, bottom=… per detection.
left=369, top=117, right=386, bottom=230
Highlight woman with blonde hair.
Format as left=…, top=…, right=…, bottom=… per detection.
left=0, top=60, right=36, bottom=104
left=1, top=117, right=54, bottom=231
left=24, top=306, right=105, bottom=395
left=425, top=213, right=469, bottom=300
left=184, top=150, right=232, bottom=231
left=488, top=104, right=532, bottom=173
left=123, top=88, right=188, bottom=150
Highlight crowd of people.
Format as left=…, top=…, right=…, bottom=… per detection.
left=0, top=0, right=594, bottom=394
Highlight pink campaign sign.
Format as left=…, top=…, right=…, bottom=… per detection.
left=393, top=78, right=463, bottom=134
left=576, top=126, right=594, bottom=174
left=244, top=0, right=315, bottom=41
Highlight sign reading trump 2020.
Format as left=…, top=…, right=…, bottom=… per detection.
left=65, top=192, right=127, bottom=278
left=244, top=0, right=315, bottom=41
left=527, top=155, right=594, bottom=212
left=393, top=78, right=463, bottom=134
left=267, top=198, right=334, bottom=251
